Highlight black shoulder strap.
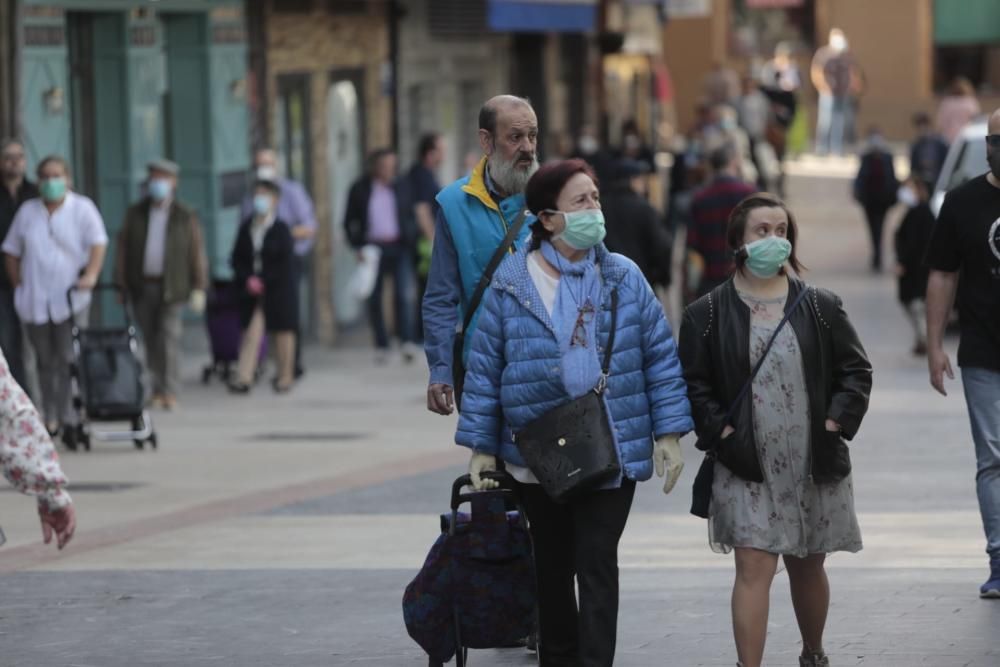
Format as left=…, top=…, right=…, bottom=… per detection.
left=602, top=289, right=619, bottom=375
left=461, top=209, right=528, bottom=334
left=725, top=286, right=809, bottom=420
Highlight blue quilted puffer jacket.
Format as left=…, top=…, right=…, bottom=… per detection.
left=456, top=244, right=693, bottom=481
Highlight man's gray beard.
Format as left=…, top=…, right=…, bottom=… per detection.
left=488, top=153, right=539, bottom=195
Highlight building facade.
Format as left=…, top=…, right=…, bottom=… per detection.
left=664, top=0, right=1000, bottom=142
left=13, top=0, right=250, bottom=285
left=246, top=0, right=395, bottom=342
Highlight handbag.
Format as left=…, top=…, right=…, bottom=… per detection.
left=513, top=290, right=621, bottom=503
left=452, top=209, right=529, bottom=411
left=691, top=287, right=810, bottom=518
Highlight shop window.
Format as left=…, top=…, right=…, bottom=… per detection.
left=275, top=74, right=313, bottom=192
left=429, top=0, right=487, bottom=38
left=728, top=0, right=816, bottom=59
left=273, top=0, right=314, bottom=14
left=934, top=45, right=1000, bottom=94
left=326, top=0, right=367, bottom=13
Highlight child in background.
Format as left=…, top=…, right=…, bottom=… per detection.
left=894, top=177, right=936, bottom=356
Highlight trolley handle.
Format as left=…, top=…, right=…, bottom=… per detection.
left=450, top=471, right=518, bottom=511
left=66, top=282, right=136, bottom=328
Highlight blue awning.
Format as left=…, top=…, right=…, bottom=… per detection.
left=488, top=0, right=598, bottom=33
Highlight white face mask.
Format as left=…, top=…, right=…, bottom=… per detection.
left=897, top=186, right=918, bottom=208
left=830, top=35, right=847, bottom=52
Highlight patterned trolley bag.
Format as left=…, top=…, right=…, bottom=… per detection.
left=403, top=472, right=537, bottom=666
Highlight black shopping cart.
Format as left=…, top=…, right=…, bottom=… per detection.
left=66, top=284, right=156, bottom=451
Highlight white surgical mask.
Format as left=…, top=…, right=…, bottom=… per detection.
left=897, top=186, right=918, bottom=208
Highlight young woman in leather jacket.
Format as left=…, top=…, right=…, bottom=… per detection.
left=678, top=193, right=872, bottom=667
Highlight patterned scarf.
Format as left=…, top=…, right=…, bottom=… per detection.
left=539, top=241, right=603, bottom=399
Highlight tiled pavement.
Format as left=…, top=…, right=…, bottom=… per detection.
left=1, top=160, right=997, bottom=666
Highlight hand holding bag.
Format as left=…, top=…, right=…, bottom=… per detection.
left=690, top=287, right=809, bottom=518
left=514, top=290, right=621, bottom=503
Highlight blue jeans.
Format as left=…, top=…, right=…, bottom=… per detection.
left=0, top=288, right=27, bottom=390
left=962, top=368, right=1000, bottom=560
left=815, top=93, right=851, bottom=155
left=369, top=242, right=416, bottom=350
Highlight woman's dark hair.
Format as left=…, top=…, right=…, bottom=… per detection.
left=726, top=192, right=805, bottom=275
left=524, top=159, right=598, bottom=250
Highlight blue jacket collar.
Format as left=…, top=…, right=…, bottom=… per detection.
left=491, top=243, right=630, bottom=334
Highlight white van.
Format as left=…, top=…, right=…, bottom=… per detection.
left=931, top=118, right=989, bottom=216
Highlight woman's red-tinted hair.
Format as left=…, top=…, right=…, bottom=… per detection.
left=524, top=159, right=598, bottom=249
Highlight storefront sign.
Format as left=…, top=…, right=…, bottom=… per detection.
left=665, top=0, right=711, bottom=19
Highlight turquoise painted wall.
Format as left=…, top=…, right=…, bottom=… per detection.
left=19, top=1, right=249, bottom=287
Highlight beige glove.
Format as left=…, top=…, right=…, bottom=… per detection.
left=469, top=452, right=499, bottom=490
left=653, top=434, right=683, bottom=495
left=189, top=288, right=207, bottom=314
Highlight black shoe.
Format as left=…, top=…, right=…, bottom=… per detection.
left=271, top=378, right=293, bottom=394
left=61, top=427, right=78, bottom=452
left=228, top=381, right=251, bottom=394
left=294, top=366, right=305, bottom=380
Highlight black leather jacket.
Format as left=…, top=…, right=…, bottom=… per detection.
left=678, top=277, right=872, bottom=484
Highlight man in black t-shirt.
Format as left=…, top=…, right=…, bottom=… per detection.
left=926, top=107, right=1000, bottom=599
left=408, top=134, right=444, bottom=341
left=0, top=139, right=39, bottom=391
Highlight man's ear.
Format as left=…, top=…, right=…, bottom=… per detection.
left=478, top=130, right=493, bottom=156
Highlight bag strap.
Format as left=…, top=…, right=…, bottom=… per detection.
left=725, top=286, right=809, bottom=420
left=460, top=209, right=529, bottom=335
left=596, top=288, right=619, bottom=394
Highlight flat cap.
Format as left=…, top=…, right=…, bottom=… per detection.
left=147, top=158, right=180, bottom=175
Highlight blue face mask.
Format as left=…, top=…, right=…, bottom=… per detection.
left=148, top=178, right=172, bottom=202
left=552, top=208, right=606, bottom=250
left=253, top=194, right=273, bottom=217
left=743, top=236, right=792, bottom=278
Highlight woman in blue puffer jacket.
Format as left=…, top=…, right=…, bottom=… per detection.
left=456, top=159, right=693, bottom=666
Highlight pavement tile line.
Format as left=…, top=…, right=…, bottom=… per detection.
left=0, top=448, right=466, bottom=574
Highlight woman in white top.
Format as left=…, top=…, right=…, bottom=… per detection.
left=1, top=155, right=108, bottom=448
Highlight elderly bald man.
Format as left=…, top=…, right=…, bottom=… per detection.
left=422, top=95, right=539, bottom=416
left=926, top=107, right=1000, bottom=599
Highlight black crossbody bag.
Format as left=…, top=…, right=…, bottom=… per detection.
left=513, top=289, right=622, bottom=503
left=452, top=211, right=529, bottom=411
left=690, top=288, right=809, bottom=518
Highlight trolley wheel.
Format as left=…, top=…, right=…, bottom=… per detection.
left=78, top=426, right=90, bottom=452
left=202, top=367, right=213, bottom=385
left=134, top=439, right=144, bottom=450
left=149, top=433, right=158, bottom=450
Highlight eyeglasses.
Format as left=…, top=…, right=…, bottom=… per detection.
left=987, top=135, right=1000, bottom=149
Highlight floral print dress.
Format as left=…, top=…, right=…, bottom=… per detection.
left=709, top=291, right=862, bottom=557
left=0, top=350, right=71, bottom=513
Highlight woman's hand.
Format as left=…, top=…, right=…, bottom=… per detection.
left=653, top=435, right=683, bottom=495
left=721, top=425, right=736, bottom=439
left=38, top=503, right=76, bottom=550
left=825, top=419, right=841, bottom=433
left=468, top=452, right=498, bottom=490
left=246, top=276, right=264, bottom=296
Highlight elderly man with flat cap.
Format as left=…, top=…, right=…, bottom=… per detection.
left=116, top=159, right=207, bottom=410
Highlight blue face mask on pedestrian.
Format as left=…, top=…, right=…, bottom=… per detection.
left=253, top=194, right=273, bottom=217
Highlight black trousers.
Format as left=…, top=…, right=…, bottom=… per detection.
left=517, top=480, right=636, bottom=667
left=863, top=204, right=889, bottom=270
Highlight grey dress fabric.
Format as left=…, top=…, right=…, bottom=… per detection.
left=709, top=291, right=863, bottom=557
